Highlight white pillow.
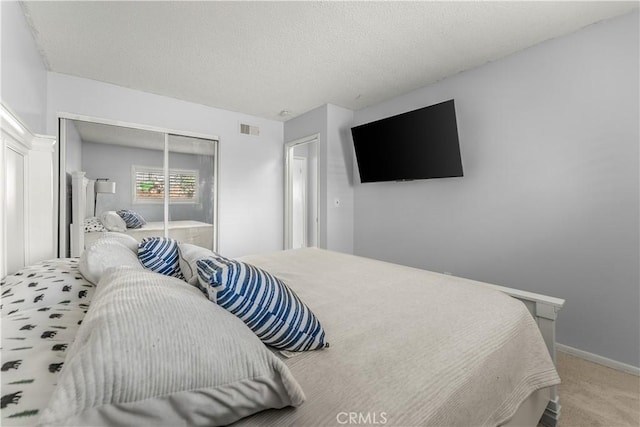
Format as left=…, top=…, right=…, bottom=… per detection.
left=39, top=268, right=306, bottom=426
left=177, top=243, right=220, bottom=285
left=96, top=232, right=139, bottom=253
left=99, top=211, right=127, bottom=232
left=79, top=239, right=143, bottom=285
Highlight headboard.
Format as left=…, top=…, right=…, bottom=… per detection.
left=1, top=103, right=56, bottom=276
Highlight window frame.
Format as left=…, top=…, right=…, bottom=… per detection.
left=132, top=165, right=200, bottom=205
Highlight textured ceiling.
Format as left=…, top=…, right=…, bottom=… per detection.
left=73, top=119, right=214, bottom=154
left=22, top=1, right=638, bottom=121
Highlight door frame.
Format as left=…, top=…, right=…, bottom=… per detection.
left=284, top=133, right=319, bottom=250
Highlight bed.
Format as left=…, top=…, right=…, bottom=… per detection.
left=69, top=171, right=214, bottom=256
left=82, top=220, right=214, bottom=251
left=1, top=237, right=564, bottom=427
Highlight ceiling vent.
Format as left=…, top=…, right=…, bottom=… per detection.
left=240, top=123, right=260, bottom=136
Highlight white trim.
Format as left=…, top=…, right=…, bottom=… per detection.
left=1, top=104, right=28, bottom=142
left=464, top=277, right=565, bottom=311
left=163, top=133, right=169, bottom=237
left=284, top=133, right=320, bottom=249
left=557, top=343, right=640, bottom=376
left=31, top=135, right=56, bottom=152
left=58, top=118, right=67, bottom=257
left=57, top=112, right=219, bottom=143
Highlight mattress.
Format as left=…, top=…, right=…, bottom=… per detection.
left=0, top=259, right=95, bottom=425
left=235, top=248, right=560, bottom=426
left=84, top=220, right=214, bottom=250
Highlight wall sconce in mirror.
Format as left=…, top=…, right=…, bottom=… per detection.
left=94, top=178, right=116, bottom=215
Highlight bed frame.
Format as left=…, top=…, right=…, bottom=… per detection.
left=478, top=279, right=564, bottom=427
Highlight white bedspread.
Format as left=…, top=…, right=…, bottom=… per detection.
left=235, top=248, right=560, bottom=426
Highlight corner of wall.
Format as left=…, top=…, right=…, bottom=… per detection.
left=1, top=0, right=48, bottom=134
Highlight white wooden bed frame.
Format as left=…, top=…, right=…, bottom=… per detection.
left=70, top=171, right=214, bottom=256
left=480, top=279, right=564, bottom=427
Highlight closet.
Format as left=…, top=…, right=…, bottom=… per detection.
left=58, top=116, right=219, bottom=257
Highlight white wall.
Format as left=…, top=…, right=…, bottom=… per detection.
left=284, top=104, right=354, bottom=253
left=0, top=1, right=47, bottom=134
left=353, top=11, right=639, bottom=367
left=47, top=72, right=284, bottom=258
left=1, top=1, right=54, bottom=271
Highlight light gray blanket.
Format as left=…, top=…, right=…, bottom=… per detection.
left=236, top=248, right=560, bottom=426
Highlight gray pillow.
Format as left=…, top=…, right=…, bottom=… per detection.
left=178, top=242, right=224, bottom=285
left=38, top=268, right=305, bottom=426
left=78, top=239, right=143, bottom=285
left=98, top=232, right=139, bottom=252
left=99, top=211, right=127, bottom=232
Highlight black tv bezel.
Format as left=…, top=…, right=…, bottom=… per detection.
left=351, top=99, right=463, bottom=183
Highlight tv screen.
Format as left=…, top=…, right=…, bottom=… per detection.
left=351, top=99, right=463, bottom=183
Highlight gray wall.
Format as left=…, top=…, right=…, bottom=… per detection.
left=1, top=1, right=47, bottom=133
left=326, top=104, right=354, bottom=254
left=353, top=11, right=639, bottom=367
left=81, top=141, right=214, bottom=223
left=284, top=104, right=354, bottom=253
left=47, top=72, right=284, bottom=258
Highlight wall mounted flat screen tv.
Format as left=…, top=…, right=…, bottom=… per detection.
left=351, top=99, right=463, bottom=183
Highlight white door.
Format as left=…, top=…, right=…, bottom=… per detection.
left=291, top=157, right=307, bottom=249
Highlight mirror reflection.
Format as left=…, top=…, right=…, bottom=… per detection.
left=60, top=118, right=218, bottom=257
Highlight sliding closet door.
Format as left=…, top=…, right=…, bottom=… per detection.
left=61, top=117, right=219, bottom=255
left=128, top=135, right=167, bottom=240
left=166, top=134, right=217, bottom=250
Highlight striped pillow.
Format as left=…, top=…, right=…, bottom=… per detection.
left=196, top=258, right=327, bottom=351
left=117, top=209, right=146, bottom=229
left=194, top=253, right=231, bottom=298
left=138, top=237, right=184, bottom=279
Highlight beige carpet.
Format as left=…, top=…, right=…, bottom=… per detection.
left=554, top=351, right=639, bottom=427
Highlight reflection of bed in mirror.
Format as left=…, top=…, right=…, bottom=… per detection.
left=70, top=171, right=213, bottom=256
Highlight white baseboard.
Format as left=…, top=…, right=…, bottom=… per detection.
left=557, top=343, right=640, bottom=376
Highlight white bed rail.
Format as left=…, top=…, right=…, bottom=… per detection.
left=475, top=279, right=565, bottom=427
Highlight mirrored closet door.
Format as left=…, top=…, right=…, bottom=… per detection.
left=59, top=117, right=218, bottom=257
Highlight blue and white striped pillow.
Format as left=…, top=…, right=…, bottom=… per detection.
left=196, top=258, right=327, bottom=351
left=117, top=209, right=146, bottom=229
left=194, top=253, right=231, bottom=298
left=138, top=237, right=184, bottom=279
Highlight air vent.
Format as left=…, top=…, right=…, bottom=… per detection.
left=240, top=123, right=260, bottom=136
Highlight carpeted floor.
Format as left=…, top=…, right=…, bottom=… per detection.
left=553, top=351, right=639, bottom=426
